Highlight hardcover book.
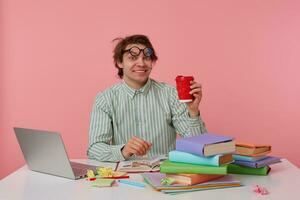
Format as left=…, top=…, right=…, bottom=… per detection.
left=166, top=173, right=224, bottom=186
left=233, top=156, right=281, bottom=168
left=228, top=164, right=271, bottom=175
left=235, top=143, right=271, bottom=157
left=160, top=160, right=228, bottom=175
left=176, top=133, right=235, bottom=157
left=169, top=150, right=233, bottom=166
left=233, top=154, right=267, bottom=162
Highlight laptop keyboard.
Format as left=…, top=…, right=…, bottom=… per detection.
left=70, top=162, right=97, bottom=178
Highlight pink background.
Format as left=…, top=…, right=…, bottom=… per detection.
left=1, top=0, right=300, bottom=179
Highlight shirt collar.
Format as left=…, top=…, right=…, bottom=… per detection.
left=122, top=78, right=152, bottom=99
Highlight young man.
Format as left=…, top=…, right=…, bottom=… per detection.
left=87, top=35, right=206, bottom=162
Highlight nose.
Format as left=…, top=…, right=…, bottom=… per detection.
left=135, top=55, right=147, bottom=66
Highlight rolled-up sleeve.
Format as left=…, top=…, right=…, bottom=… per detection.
left=87, top=93, right=126, bottom=162
left=168, top=87, right=207, bottom=137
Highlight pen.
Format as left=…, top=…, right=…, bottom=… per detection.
left=118, top=179, right=146, bottom=188
left=102, top=176, right=130, bottom=179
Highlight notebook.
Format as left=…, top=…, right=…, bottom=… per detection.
left=142, top=172, right=241, bottom=191
left=115, top=155, right=167, bottom=173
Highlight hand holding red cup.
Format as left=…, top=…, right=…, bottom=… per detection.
left=175, top=75, right=202, bottom=117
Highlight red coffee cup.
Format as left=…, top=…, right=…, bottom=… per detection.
left=175, top=75, right=194, bottom=102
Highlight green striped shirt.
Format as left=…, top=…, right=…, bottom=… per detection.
left=87, top=78, right=207, bottom=162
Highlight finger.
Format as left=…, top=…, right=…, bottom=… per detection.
left=193, top=94, right=202, bottom=102
left=193, top=93, right=201, bottom=98
left=132, top=137, right=151, bottom=150
left=132, top=140, right=148, bottom=153
left=131, top=136, right=147, bottom=151
left=189, top=88, right=202, bottom=94
left=128, top=147, right=142, bottom=156
left=131, top=141, right=147, bottom=155
left=123, top=145, right=137, bottom=156
left=129, top=144, right=145, bottom=155
left=132, top=136, right=148, bottom=144
left=146, top=141, right=152, bottom=149
left=127, top=139, right=144, bottom=152
left=144, top=143, right=152, bottom=153
left=186, top=93, right=201, bottom=105
left=143, top=141, right=152, bottom=150
left=190, top=83, right=202, bottom=89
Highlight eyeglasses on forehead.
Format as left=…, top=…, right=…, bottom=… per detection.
left=122, top=46, right=154, bottom=57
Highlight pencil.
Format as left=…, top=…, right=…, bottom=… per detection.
left=118, top=179, right=146, bottom=188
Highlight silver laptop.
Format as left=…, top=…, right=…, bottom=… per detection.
left=14, top=127, right=98, bottom=180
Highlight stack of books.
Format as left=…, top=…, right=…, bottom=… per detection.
left=142, top=133, right=242, bottom=194
left=228, top=143, right=281, bottom=175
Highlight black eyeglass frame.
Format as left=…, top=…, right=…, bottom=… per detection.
left=122, top=46, right=154, bottom=58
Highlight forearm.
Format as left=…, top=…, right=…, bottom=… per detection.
left=87, top=142, right=126, bottom=162
left=187, top=115, right=207, bottom=136
left=188, top=108, right=199, bottom=118
left=88, top=94, right=124, bottom=161
left=170, top=86, right=207, bottom=137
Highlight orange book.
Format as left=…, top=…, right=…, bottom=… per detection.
left=166, top=173, right=224, bottom=186
left=235, top=143, right=271, bottom=157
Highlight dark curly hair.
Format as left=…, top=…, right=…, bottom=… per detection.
left=112, top=35, right=158, bottom=78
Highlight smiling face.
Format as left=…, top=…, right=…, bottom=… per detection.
left=117, top=43, right=154, bottom=89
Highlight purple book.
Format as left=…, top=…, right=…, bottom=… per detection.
left=234, top=156, right=281, bottom=168
left=176, top=133, right=234, bottom=157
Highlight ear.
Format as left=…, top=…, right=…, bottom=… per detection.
left=117, top=61, right=124, bottom=69
left=152, top=60, right=156, bottom=66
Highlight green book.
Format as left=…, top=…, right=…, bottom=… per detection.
left=160, top=160, right=228, bottom=175
left=228, top=164, right=270, bottom=175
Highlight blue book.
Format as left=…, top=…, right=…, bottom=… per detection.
left=176, top=133, right=235, bottom=156
left=234, top=156, right=281, bottom=168
left=233, top=154, right=267, bottom=162
left=169, top=151, right=233, bottom=166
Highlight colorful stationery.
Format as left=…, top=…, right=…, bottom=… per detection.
left=253, top=185, right=269, bottom=195
left=176, top=133, right=235, bottom=156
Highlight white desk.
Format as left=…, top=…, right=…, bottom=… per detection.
left=0, top=159, right=299, bottom=200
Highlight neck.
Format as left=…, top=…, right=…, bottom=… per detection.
left=123, top=77, right=148, bottom=90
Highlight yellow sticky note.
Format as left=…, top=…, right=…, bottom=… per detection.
left=97, top=167, right=113, bottom=177
left=113, top=171, right=127, bottom=177
left=87, top=170, right=95, bottom=178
